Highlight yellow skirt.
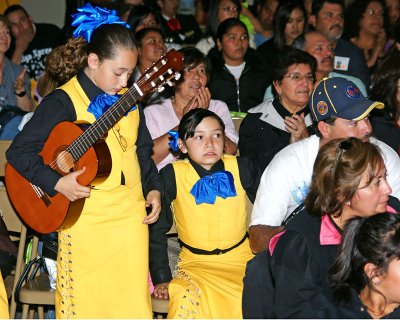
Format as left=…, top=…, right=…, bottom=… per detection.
left=0, top=272, right=9, bottom=319
left=56, top=185, right=151, bottom=318
left=167, top=239, right=254, bottom=319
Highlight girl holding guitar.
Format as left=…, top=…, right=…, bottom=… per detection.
left=6, top=5, right=162, bottom=318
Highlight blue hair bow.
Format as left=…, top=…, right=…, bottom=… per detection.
left=72, top=3, right=130, bottom=42
left=168, top=130, right=179, bottom=152
left=190, top=171, right=237, bottom=205
left=87, top=93, right=137, bottom=120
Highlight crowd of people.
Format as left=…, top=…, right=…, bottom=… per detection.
left=2, top=0, right=400, bottom=318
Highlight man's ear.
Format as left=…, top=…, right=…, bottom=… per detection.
left=309, top=14, right=317, bottom=27
left=317, top=121, right=330, bottom=139
left=87, top=53, right=100, bottom=70
left=178, top=138, right=188, bottom=154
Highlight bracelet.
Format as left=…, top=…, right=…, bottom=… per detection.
left=15, top=90, right=26, bottom=97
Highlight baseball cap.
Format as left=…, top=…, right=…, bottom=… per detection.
left=309, top=77, right=383, bottom=122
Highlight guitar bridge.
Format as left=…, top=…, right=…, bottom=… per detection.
left=31, top=184, right=51, bottom=207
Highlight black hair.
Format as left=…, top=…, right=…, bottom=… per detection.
left=4, top=4, right=29, bottom=18
left=311, top=0, right=344, bottom=16
left=206, top=0, right=242, bottom=37
left=126, top=5, right=159, bottom=32
left=271, top=46, right=317, bottom=96
left=177, top=46, right=212, bottom=84
left=329, top=213, right=400, bottom=303
left=135, top=27, right=164, bottom=46
left=179, top=109, right=225, bottom=141
left=273, top=0, right=308, bottom=50
left=87, top=24, right=137, bottom=62
left=344, top=0, right=387, bottom=40
left=216, top=18, right=248, bottom=42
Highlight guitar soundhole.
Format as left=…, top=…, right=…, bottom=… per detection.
left=55, top=150, right=75, bottom=175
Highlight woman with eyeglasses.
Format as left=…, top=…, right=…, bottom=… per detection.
left=344, top=0, right=387, bottom=69
left=257, top=0, right=308, bottom=75
left=243, top=137, right=400, bottom=318
left=238, top=47, right=315, bottom=166
left=207, top=18, right=270, bottom=112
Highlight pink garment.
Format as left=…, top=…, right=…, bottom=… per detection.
left=269, top=230, right=286, bottom=255
left=319, top=215, right=342, bottom=245
left=144, top=98, right=239, bottom=170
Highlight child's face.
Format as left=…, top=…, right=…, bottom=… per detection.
left=87, top=48, right=138, bottom=95
left=179, top=117, right=225, bottom=170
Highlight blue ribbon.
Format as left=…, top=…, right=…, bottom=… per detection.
left=72, top=3, right=131, bottom=42
left=87, top=93, right=137, bottom=120
left=190, top=171, right=237, bottom=205
left=168, top=130, right=179, bottom=152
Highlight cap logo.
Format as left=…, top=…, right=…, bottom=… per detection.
left=345, top=84, right=360, bottom=99
left=317, top=101, right=328, bottom=116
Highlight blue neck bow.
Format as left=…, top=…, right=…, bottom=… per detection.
left=190, top=171, right=237, bottom=205
left=168, top=130, right=179, bottom=152
left=72, top=4, right=130, bottom=42
left=87, top=93, right=137, bottom=120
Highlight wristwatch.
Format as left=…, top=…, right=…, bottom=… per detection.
left=15, top=90, right=26, bottom=97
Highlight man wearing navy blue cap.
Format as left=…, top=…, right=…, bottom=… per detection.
left=249, top=77, right=400, bottom=253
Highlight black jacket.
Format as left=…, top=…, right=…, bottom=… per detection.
left=207, top=47, right=270, bottom=113
left=159, top=14, right=203, bottom=45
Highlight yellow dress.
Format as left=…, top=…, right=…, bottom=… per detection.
left=168, top=156, right=254, bottom=319
left=0, top=273, right=9, bottom=319
left=55, top=77, right=152, bottom=318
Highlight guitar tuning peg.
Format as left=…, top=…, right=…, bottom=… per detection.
left=167, top=80, right=173, bottom=87
left=174, top=72, right=181, bottom=80
left=157, top=86, right=165, bottom=93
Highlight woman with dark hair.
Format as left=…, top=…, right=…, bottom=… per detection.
left=126, top=4, right=159, bottom=32
left=145, top=46, right=239, bottom=170
left=196, top=0, right=241, bottom=55
left=257, top=0, right=307, bottom=74
left=207, top=18, right=270, bottom=112
left=238, top=47, right=316, bottom=169
left=370, top=54, right=400, bottom=154
left=243, top=137, right=400, bottom=318
left=344, top=0, right=387, bottom=69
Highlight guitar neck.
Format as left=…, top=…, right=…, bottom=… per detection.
left=66, top=85, right=142, bottom=161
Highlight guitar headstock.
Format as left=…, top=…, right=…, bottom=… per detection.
left=137, top=49, right=184, bottom=96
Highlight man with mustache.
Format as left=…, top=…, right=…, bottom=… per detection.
left=309, top=0, right=370, bottom=89
left=248, top=77, right=400, bottom=253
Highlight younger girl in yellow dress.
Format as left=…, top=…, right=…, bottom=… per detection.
left=150, top=108, right=262, bottom=318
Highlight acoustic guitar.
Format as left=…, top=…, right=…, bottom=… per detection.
left=5, top=49, right=184, bottom=234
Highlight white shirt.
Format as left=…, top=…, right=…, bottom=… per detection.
left=251, top=135, right=400, bottom=227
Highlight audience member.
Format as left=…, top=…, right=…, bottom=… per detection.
left=207, top=18, right=270, bottom=112
left=243, top=137, right=400, bottom=318
left=4, top=5, right=65, bottom=80
left=6, top=6, right=161, bottom=317
left=257, top=0, right=307, bottom=75
left=157, top=0, right=204, bottom=44
left=0, top=15, right=33, bottom=112
left=249, top=77, right=400, bottom=253
left=344, top=0, right=387, bottom=70
left=150, top=108, right=261, bottom=318
left=239, top=47, right=316, bottom=166
left=145, top=47, right=238, bottom=170
left=126, top=5, right=160, bottom=32
left=369, top=54, right=400, bottom=154
left=385, top=0, right=400, bottom=51
left=196, top=0, right=241, bottom=55
left=309, top=0, right=370, bottom=89
left=254, top=0, right=279, bottom=47
left=326, top=213, right=400, bottom=318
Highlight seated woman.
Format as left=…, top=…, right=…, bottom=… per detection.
left=242, top=137, right=400, bottom=318
left=326, top=213, right=400, bottom=318
left=207, top=18, right=270, bottom=113
left=132, top=27, right=170, bottom=106
left=126, top=4, right=159, bottom=32
left=150, top=109, right=262, bottom=318
left=144, top=47, right=239, bottom=170
left=238, top=47, right=316, bottom=167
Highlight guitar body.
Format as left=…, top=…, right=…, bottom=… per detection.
left=5, top=122, right=111, bottom=234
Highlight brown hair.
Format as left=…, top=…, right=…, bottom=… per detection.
left=305, top=138, right=384, bottom=217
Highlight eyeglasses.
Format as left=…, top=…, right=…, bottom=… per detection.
left=282, top=72, right=315, bottom=83
left=219, top=6, right=239, bottom=13
left=331, top=139, right=353, bottom=179
left=112, top=123, right=127, bottom=152
left=365, top=8, right=384, bottom=18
